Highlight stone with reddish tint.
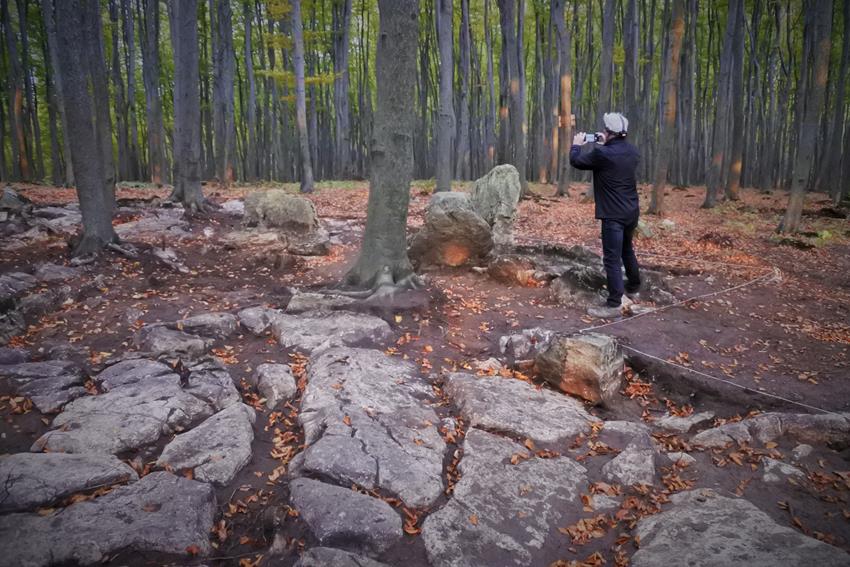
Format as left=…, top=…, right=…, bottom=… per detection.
left=534, top=333, right=624, bottom=405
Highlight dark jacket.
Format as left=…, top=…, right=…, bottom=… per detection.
left=569, top=137, right=640, bottom=220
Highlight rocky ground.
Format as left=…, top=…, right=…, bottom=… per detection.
left=1, top=180, right=849, bottom=567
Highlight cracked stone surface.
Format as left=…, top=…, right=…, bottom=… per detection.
left=285, top=291, right=357, bottom=314
left=134, top=325, right=213, bottom=359
left=692, top=412, right=850, bottom=449
left=289, top=478, right=402, bottom=555
left=32, top=373, right=216, bottom=454
left=298, top=347, right=445, bottom=508
left=0, top=453, right=138, bottom=513
left=443, top=372, right=595, bottom=445
left=177, top=312, right=238, bottom=339
left=293, top=547, right=393, bottom=567
left=421, top=428, right=588, bottom=567
left=272, top=312, right=393, bottom=352
left=631, top=489, right=848, bottom=567
left=762, top=457, right=806, bottom=484
left=0, top=359, right=87, bottom=413
left=601, top=439, right=657, bottom=486
left=0, top=472, right=215, bottom=567
left=534, top=333, right=624, bottom=405
left=34, top=263, right=81, bottom=283
left=158, top=403, right=255, bottom=485
left=95, top=358, right=173, bottom=391
left=655, top=411, right=715, bottom=433
left=256, top=363, right=297, bottom=408
left=238, top=306, right=282, bottom=335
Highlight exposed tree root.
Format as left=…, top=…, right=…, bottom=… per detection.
left=334, top=266, right=425, bottom=302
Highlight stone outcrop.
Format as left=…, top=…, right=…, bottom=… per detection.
left=408, top=192, right=493, bottom=268
left=469, top=164, right=522, bottom=247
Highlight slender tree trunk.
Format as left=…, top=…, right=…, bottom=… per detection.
left=826, top=0, right=850, bottom=203
left=43, top=32, right=63, bottom=186
left=454, top=0, right=471, bottom=180
left=2, top=0, right=30, bottom=180
left=484, top=0, right=496, bottom=172
left=139, top=0, right=167, bottom=185
left=725, top=0, right=745, bottom=200
left=345, top=0, right=419, bottom=288
left=435, top=0, right=454, bottom=192
left=497, top=0, right=527, bottom=193
left=121, top=0, right=139, bottom=180
left=553, top=0, right=572, bottom=197
left=211, top=0, right=235, bottom=186
left=332, top=0, right=352, bottom=178
left=40, top=0, right=69, bottom=185
left=109, top=0, right=130, bottom=181
left=702, top=0, right=739, bottom=208
left=168, top=0, right=205, bottom=211
left=243, top=1, right=258, bottom=181
left=54, top=0, right=118, bottom=255
left=648, top=0, right=684, bottom=215
left=597, top=0, right=615, bottom=120
left=779, top=0, right=832, bottom=233
left=17, top=0, right=44, bottom=179
left=291, top=0, right=314, bottom=193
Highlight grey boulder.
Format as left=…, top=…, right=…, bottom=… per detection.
left=444, top=372, right=595, bottom=445
left=422, top=428, right=588, bottom=567
left=534, top=332, right=624, bottom=405
left=0, top=472, right=216, bottom=567
left=95, top=358, right=173, bottom=391
left=256, top=363, right=297, bottom=408
left=498, top=327, right=554, bottom=360
left=655, top=411, right=715, bottom=434
left=158, top=403, right=255, bottom=485
left=285, top=290, right=357, bottom=314
left=408, top=192, right=493, bottom=268
left=0, top=359, right=87, bottom=413
left=601, top=439, right=657, bottom=486
left=631, top=489, right=848, bottom=567
left=289, top=478, right=402, bottom=555
left=294, top=547, right=393, bottom=567
left=0, top=452, right=138, bottom=513
left=272, top=311, right=393, bottom=352
left=134, top=325, right=212, bottom=359
left=177, top=312, right=238, bottom=339
left=34, top=263, right=80, bottom=283
left=470, top=164, right=522, bottom=247
left=238, top=305, right=282, bottom=335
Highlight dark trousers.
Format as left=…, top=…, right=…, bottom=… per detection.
left=601, top=217, right=641, bottom=306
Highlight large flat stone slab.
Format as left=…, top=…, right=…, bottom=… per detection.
left=289, top=478, right=402, bottom=555
left=0, top=472, right=216, bottom=566
left=298, top=347, right=445, bottom=508
left=157, top=403, right=255, bottom=485
left=32, top=374, right=213, bottom=454
left=692, top=412, right=850, bottom=449
left=177, top=312, right=238, bottom=339
left=632, top=489, right=849, bottom=567
left=95, top=358, right=173, bottom=391
left=272, top=312, right=393, bottom=352
left=0, top=359, right=87, bottom=413
left=443, top=372, right=595, bottom=445
left=293, top=547, right=393, bottom=567
left=422, top=428, right=588, bottom=567
left=0, top=453, right=138, bottom=513
left=133, top=325, right=213, bottom=359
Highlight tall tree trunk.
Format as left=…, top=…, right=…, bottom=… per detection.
left=345, top=0, right=419, bottom=289
left=243, top=1, right=258, bottom=181
left=702, top=0, right=739, bottom=208
left=122, top=0, right=139, bottom=180
left=597, top=0, right=615, bottom=120
left=553, top=0, right=572, bottom=197
left=211, top=0, right=236, bottom=186
left=139, top=0, right=167, bottom=185
left=826, top=0, right=850, bottom=203
left=435, top=0, right=454, bottom=192
left=779, top=0, right=832, bottom=233
left=53, top=0, right=118, bottom=255
left=497, top=0, right=527, bottom=193
left=484, top=0, right=496, bottom=172
left=648, top=0, right=684, bottom=215
left=724, top=0, right=745, bottom=200
left=40, top=0, right=70, bottom=184
left=168, top=0, right=205, bottom=211
left=16, top=0, right=44, bottom=179
left=623, top=0, right=638, bottom=137
left=454, top=0, right=471, bottom=180
left=109, top=0, right=130, bottom=181
left=2, top=0, right=30, bottom=180
left=333, top=0, right=352, bottom=178
left=291, top=0, right=314, bottom=193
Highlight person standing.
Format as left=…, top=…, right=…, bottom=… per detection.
left=570, top=112, right=641, bottom=318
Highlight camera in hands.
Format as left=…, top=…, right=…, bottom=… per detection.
left=584, top=132, right=602, bottom=143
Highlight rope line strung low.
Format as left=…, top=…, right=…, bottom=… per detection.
left=617, top=344, right=843, bottom=417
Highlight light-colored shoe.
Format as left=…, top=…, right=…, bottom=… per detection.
left=587, top=303, right=623, bottom=318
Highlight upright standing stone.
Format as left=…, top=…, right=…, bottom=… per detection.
left=470, top=164, right=521, bottom=247
left=535, top=333, right=624, bottom=405
left=408, top=192, right=494, bottom=267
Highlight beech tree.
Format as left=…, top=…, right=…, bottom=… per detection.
left=291, top=0, right=314, bottom=193
left=53, top=0, right=118, bottom=255
left=434, top=0, right=454, bottom=192
left=345, top=0, right=420, bottom=291
left=168, top=0, right=207, bottom=211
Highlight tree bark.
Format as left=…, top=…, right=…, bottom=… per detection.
left=724, top=0, right=745, bottom=200
left=121, top=0, right=139, bottom=180
left=139, top=0, right=167, bottom=185
left=53, top=0, right=118, bottom=255
left=168, top=0, right=206, bottom=211
left=211, top=0, right=236, bottom=186
left=291, top=0, right=314, bottom=193
left=109, top=0, right=130, bottom=181
left=345, top=0, right=419, bottom=289
left=333, top=0, right=352, bottom=178
left=553, top=0, right=572, bottom=197
left=16, top=0, right=44, bottom=179
left=826, top=0, right=849, bottom=203
left=40, top=0, right=71, bottom=185
left=779, top=0, right=832, bottom=233
left=648, top=0, right=684, bottom=215
left=454, top=0, right=471, bottom=180
left=435, top=0, right=454, bottom=192
left=497, top=0, right=527, bottom=193
left=2, top=0, right=30, bottom=180
left=243, top=1, right=258, bottom=181
left=484, top=0, right=496, bottom=172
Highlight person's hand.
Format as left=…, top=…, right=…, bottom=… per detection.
left=573, top=132, right=585, bottom=146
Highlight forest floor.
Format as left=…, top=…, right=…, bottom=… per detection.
left=1, top=179, right=849, bottom=566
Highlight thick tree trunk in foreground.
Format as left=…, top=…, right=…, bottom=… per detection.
left=779, top=0, right=832, bottom=233
left=648, top=0, right=685, bottom=215
left=140, top=0, right=167, bottom=185
left=291, top=0, right=314, bottom=193
left=53, top=0, right=118, bottom=255
left=345, top=0, right=419, bottom=289
left=168, top=0, right=206, bottom=211
left=435, top=0, right=454, bottom=192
